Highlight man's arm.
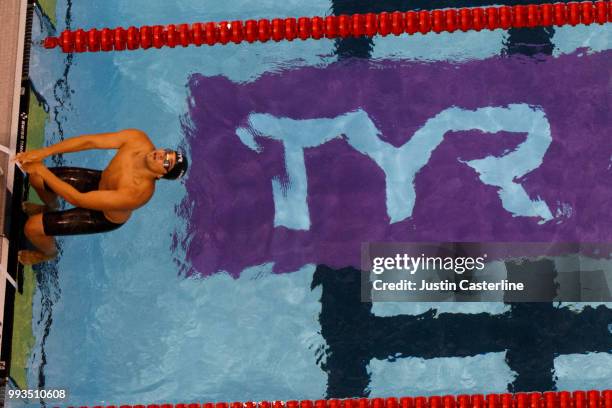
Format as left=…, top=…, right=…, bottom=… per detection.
left=16, top=129, right=151, bottom=163
left=34, top=165, right=150, bottom=211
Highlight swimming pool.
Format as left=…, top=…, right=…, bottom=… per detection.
left=9, top=0, right=612, bottom=405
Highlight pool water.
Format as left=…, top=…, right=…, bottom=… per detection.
left=13, top=0, right=612, bottom=405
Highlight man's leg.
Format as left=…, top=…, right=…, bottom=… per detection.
left=23, top=173, right=59, bottom=215
left=19, top=213, right=57, bottom=265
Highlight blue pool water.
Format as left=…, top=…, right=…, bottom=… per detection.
left=14, top=0, right=612, bottom=406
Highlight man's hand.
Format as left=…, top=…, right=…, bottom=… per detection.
left=21, top=161, right=46, bottom=175
left=15, top=148, right=48, bottom=164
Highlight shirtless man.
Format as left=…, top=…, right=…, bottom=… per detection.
left=15, top=129, right=188, bottom=265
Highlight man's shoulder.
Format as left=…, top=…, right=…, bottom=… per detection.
left=120, top=129, right=154, bottom=147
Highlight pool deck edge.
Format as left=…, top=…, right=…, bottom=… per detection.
left=0, top=0, right=29, bottom=369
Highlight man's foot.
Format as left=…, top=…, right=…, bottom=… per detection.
left=21, top=201, right=57, bottom=216
left=18, top=250, right=57, bottom=266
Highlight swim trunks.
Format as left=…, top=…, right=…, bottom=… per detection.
left=40, top=167, right=125, bottom=236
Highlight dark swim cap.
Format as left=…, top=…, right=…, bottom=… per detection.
left=162, top=149, right=189, bottom=180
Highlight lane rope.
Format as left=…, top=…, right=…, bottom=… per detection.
left=54, top=390, right=612, bottom=408
left=43, top=1, right=611, bottom=53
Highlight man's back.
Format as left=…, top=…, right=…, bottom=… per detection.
left=98, top=130, right=156, bottom=223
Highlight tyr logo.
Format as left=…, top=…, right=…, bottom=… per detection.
left=236, top=104, right=553, bottom=230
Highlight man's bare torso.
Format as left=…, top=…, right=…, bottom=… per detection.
left=99, top=139, right=155, bottom=224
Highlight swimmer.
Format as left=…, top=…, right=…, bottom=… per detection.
left=15, top=129, right=188, bottom=265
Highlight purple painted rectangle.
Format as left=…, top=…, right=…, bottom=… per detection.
left=180, top=51, right=611, bottom=276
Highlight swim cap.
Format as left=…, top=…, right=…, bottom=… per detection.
left=162, top=149, right=189, bottom=180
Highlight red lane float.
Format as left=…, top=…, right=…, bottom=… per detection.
left=43, top=1, right=611, bottom=52
left=52, top=390, right=612, bottom=408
